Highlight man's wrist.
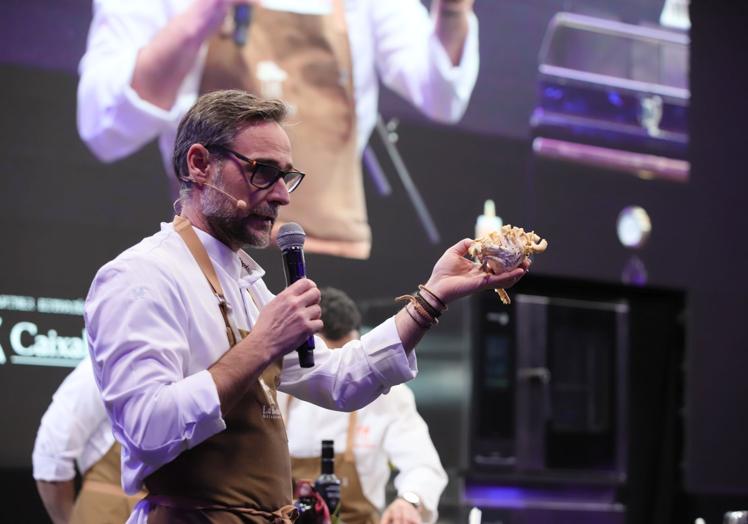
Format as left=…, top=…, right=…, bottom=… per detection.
left=437, top=0, right=474, bottom=15
left=399, top=490, right=422, bottom=510
left=421, top=280, right=449, bottom=308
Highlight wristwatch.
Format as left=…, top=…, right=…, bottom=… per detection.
left=399, top=491, right=422, bottom=510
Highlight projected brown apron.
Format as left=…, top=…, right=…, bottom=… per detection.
left=142, top=216, right=295, bottom=523
left=70, top=443, right=145, bottom=524
left=200, top=4, right=371, bottom=259
left=287, top=401, right=379, bottom=524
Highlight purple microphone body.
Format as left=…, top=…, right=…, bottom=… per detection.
left=234, top=5, right=251, bottom=47
left=276, top=223, right=315, bottom=368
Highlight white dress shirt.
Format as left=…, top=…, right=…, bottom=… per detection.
left=84, top=222, right=417, bottom=523
left=77, top=0, right=479, bottom=174
left=32, top=357, right=115, bottom=482
left=278, top=384, right=447, bottom=523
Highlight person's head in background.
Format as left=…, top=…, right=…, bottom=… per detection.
left=320, top=287, right=362, bottom=347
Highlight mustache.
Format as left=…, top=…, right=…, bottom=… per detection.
left=247, top=205, right=278, bottom=220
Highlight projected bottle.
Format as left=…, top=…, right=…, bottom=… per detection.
left=475, top=199, right=503, bottom=239
left=315, top=440, right=341, bottom=516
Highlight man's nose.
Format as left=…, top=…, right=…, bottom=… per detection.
left=268, top=177, right=291, bottom=205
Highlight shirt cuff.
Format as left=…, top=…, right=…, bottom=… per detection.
left=179, top=370, right=226, bottom=448
left=31, top=453, right=76, bottom=482
left=118, top=85, right=186, bottom=142
left=113, top=47, right=190, bottom=141
left=429, top=11, right=480, bottom=94
left=361, top=317, right=418, bottom=389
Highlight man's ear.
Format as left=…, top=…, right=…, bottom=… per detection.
left=186, top=144, right=212, bottom=185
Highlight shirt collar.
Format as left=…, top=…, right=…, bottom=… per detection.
left=237, top=250, right=266, bottom=288
left=192, top=226, right=243, bottom=281
left=164, top=221, right=266, bottom=286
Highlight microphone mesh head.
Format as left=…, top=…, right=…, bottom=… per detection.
left=276, top=222, right=306, bottom=251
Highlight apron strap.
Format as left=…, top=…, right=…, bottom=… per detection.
left=173, top=215, right=239, bottom=346
left=343, top=410, right=357, bottom=463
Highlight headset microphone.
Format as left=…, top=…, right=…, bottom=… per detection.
left=185, top=176, right=248, bottom=210
left=203, top=182, right=248, bottom=211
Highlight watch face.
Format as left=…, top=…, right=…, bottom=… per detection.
left=401, top=491, right=421, bottom=507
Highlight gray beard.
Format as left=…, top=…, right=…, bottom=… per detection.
left=200, top=169, right=269, bottom=249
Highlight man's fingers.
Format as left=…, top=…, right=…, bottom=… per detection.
left=286, top=278, right=318, bottom=295
left=308, top=319, right=323, bottom=334
left=485, top=267, right=526, bottom=288
left=306, top=304, right=321, bottom=321
left=450, top=237, right=474, bottom=256
left=297, top=284, right=321, bottom=307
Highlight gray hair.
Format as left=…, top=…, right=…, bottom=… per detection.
left=172, top=90, right=287, bottom=189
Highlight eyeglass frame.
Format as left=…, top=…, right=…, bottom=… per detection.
left=205, top=144, right=306, bottom=193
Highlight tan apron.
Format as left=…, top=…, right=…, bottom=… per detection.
left=199, top=3, right=371, bottom=259
left=69, top=442, right=145, bottom=524
left=141, top=216, right=296, bottom=523
left=287, top=401, right=379, bottom=524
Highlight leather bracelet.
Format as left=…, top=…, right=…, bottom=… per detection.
left=412, top=300, right=439, bottom=326
left=396, top=294, right=438, bottom=328
left=418, top=284, right=447, bottom=310
left=415, top=292, right=441, bottom=319
left=405, top=303, right=431, bottom=329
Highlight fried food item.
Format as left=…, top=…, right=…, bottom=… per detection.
left=468, top=225, right=548, bottom=304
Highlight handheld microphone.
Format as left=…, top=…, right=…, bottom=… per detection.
left=276, top=223, right=315, bottom=368
left=234, top=5, right=251, bottom=47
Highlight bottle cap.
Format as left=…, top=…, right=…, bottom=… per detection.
left=321, top=440, right=334, bottom=459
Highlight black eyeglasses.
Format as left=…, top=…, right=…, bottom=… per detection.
left=206, top=145, right=305, bottom=193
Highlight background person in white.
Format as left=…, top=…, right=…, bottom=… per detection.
left=32, top=358, right=117, bottom=524
left=279, top=287, right=447, bottom=524
left=85, top=90, right=528, bottom=522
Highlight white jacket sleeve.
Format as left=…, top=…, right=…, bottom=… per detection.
left=31, top=358, right=112, bottom=481
left=383, top=385, right=448, bottom=524
left=77, top=0, right=196, bottom=162
left=371, top=0, right=479, bottom=123
left=84, top=261, right=226, bottom=491
left=279, top=317, right=417, bottom=411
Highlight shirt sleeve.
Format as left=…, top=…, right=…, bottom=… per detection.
left=383, top=385, right=448, bottom=524
left=31, top=358, right=111, bottom=481
left=77, top=0, right=196, bottom=162
left=278, top=316, right=417, bottom=411
left=84, top=260, right=226, bottom=488
left=371, top=0, right=479, bottom=124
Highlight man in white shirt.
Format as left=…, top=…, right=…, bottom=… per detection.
left=77, top=0, right=479, bottom=258
left=32, top=357, right=141, bottom=524
left=85, top=89, right=527, bottom=523
left=280, top=287, right=447, bottom=524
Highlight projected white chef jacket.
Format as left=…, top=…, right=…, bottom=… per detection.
left=77, top=0, right=479, bottom=172
left=84, top=222, right=417, bottom=496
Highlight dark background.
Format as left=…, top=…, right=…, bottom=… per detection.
left=1, top=0, right=747, bottom=521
